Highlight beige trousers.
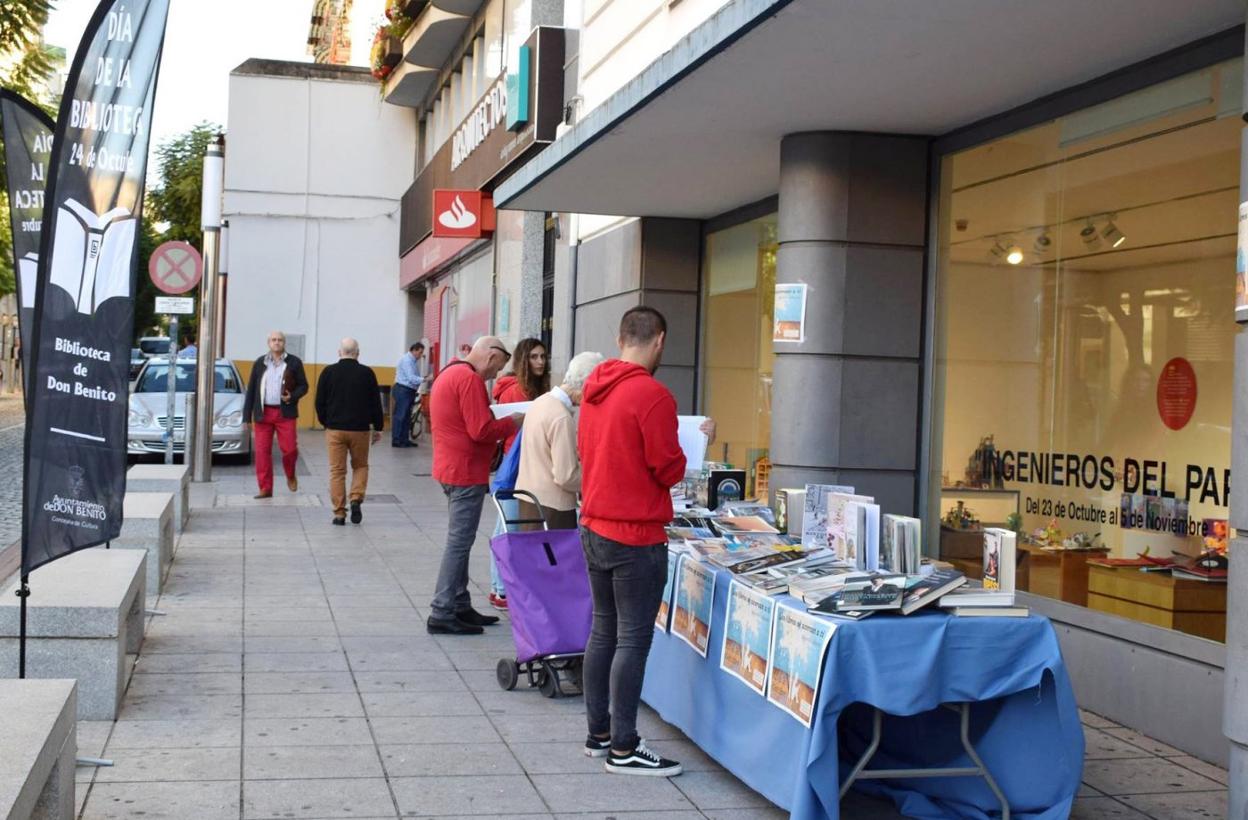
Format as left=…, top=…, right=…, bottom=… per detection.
left=327, top=430, right=370, bottom=517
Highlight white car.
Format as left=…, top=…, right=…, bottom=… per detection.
left=127, top=357, right=250, bottom=463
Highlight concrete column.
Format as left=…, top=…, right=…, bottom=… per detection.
left=517, top=210, right=546, bottom=339
left=1224, top=26, right=1248, bottom=815
left=572, top=217, right=700, bottom=411
left=769, top=133, right=928, bottom=514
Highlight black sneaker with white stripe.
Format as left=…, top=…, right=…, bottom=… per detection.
left=584, top=735, right=611, bottom=758
left=604, top=740, right=682, bottom=777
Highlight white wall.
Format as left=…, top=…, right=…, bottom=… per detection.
left=570, top=0, right=731, bottom=243
left=223, top=68, right=418, bottom=373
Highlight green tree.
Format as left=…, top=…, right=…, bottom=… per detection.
left=0, top=0, right=57, bottom=297
left=149, top=122, right=220, bottom=243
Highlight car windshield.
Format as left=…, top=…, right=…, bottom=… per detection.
left=139, top=339, right=170, bottom=355
left=137, top=364, right=241, bottom=394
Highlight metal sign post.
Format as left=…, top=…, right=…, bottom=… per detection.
left=149, top=245, right=203, bottom=470
left=164, top=318, right=178, bottom=465
left=152, top=297, right=195, bottom=465
left=193, top=136, right=225, bottom=483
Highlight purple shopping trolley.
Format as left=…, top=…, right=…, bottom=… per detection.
left=490, top=489, right=591, bottom=698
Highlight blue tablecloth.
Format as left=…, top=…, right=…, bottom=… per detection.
left=641, top=568, right=1084, bottom=819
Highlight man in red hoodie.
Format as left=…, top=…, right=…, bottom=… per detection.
left=577, top=306, right=686, bottom=777
left=428, top=335, right=522, bottom=635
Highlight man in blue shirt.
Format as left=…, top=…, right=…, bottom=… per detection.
left=392, top=342, right=425, bottom=447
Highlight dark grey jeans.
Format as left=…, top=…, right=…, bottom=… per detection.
left=580, top=527, right=668, bottom=752
left=430, top=483, right=489, bottom=620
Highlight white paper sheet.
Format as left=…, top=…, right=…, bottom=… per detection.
left=677, top=415, right=710, bottom=473
left=491, top=401, right=533, bottom=419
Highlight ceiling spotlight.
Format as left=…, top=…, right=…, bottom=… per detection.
left=1102, top=217, right=1126, bottom=249
left=1005, top=245, right=1024, bottom=265
left=1080, top=219, right=1102, bottom=251
left=1034, top=232, right=1052, bottom=254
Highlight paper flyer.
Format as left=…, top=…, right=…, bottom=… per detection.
left=766, top=604, right=836, bottom=727
left=491, top=401, right=533, bottom=419
left=721, top=580, right=777, bottom=695
left=672, top=557, right=717, bottom=657
left=801, top=484, right=855, bottom=549
left=677, top=415, right=710, bottom=473
left=1238, top=202, right=1248, bottom=323
left=655, top=551, right=681, bottom=632
left=774, top=282, right=808, bottom=343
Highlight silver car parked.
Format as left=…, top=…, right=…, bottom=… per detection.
left=127, top=357, right=251, bottom=463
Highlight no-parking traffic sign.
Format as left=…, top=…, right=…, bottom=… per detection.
left=148, top=241, right=203, bottom=295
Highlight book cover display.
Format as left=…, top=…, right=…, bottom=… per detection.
left=983, top=528, right=1017, bottom=592
left=673, top=557, right=717, bottom=656
left=827, top=493, right=874, bottom=560
left=721, top=580, right=777, bottom=695
left=802, top=484, right=855, bottom=549
left=844, top=501, right=881, bottom=571
left=655, top=552, right=682, bottom=632
left=766, top=605, right=836, bottom=727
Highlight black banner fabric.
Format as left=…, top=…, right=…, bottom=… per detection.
left=0, top=90, right=55, bottom=397
left=22, top=0, right=171, bottom=574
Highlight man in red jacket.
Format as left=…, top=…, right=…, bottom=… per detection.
left=577, top=306, right=685, bottom=777
left=428, top=335, right=522, bottom=635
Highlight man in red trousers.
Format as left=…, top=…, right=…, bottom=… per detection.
left=242, top=330, right=309, bottom=499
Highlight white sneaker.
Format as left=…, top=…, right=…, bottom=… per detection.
left=604, top=740, right=682, bottom=777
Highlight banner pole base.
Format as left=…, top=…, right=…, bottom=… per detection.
left=76, top=757, right=114, bottom=768
left=16, top=580, right=30, bottom=679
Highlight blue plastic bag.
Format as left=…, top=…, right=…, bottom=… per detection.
left=490, top=428, right=523, bottom=493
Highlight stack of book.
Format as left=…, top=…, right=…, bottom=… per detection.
left=939, top=586, right=1028, bottom=617
left=808, top=568, right=968, bottom=619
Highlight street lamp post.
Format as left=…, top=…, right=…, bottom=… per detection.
left=192, top=135, right=225, bottom=482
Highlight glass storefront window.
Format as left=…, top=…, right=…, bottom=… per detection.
left=931, top=60, right=1240, bottom=642
left=701, top=215, right=777, bottom=498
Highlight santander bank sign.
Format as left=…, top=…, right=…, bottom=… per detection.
left=432, top=190, right=495, bottom=239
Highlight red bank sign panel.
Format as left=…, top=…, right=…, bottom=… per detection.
left=432, top=190, right=495, bottom=239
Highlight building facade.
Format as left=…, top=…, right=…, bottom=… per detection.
left=223, top=59, right=418, bottom=422
left=379, top=0, right=572, bottom=377
left=491, top=0, right=1248, bottom=795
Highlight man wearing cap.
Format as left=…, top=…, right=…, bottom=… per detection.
left=427, top=335, right=524, bottom=635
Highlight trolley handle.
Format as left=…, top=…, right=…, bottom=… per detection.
left=492, top=488, right=550, bottom=530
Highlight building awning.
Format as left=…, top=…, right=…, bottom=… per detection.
left=384, top=61, right=438, bottom=108
left=495, top=0, right=1243, bottom=220
left=403, top=5, right=471, bottom=70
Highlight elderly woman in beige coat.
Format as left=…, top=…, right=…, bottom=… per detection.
left=515, top=351, right=605, bottom=530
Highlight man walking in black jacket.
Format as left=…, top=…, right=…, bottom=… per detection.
left=243, top=330, right=309, bottom=499
left=316, top=337, right=385, bottom=526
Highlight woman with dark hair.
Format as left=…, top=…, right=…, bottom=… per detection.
left=489, top=338, right=549, bottom=610
left=493, top=338, right=550, bottom=406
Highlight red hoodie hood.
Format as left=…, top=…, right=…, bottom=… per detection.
left=492, top=374, right=517, bottom=403
left=583, top=359, right=650, bottom=406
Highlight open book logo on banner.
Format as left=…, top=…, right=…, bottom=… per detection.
left=18, top=252, right=39, bottom=309
left=48, top=199, right=137, bottom=315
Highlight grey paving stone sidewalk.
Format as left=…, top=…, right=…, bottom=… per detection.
left=63, top=431, right=1226, bottom=819
left=0, top=393, right=25, bottom=549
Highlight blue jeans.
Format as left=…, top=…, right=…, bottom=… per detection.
left=489, top=518, right=507, bottom=597
left=580, top=527, right=668, bottom=752
left=430, top=483, right=488, bottom=620
left=392, top=384, right=416, bottom=445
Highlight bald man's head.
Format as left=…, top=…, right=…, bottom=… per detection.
left=467, top=336, right=510, bottom=379
left=339, top=337, right=359, bottom=359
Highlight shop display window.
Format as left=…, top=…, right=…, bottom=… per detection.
left=700, top=215, right=777, bottom=499
left=930, top=60, right=1240, bottom=641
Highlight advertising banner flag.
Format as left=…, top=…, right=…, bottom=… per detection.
left=0, top=90, right=55, bottom=396
left=22, top=0, right=171, bottom=574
